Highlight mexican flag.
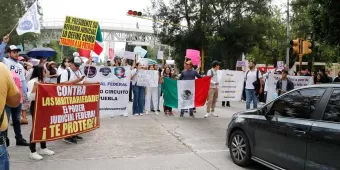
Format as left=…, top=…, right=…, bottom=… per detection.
left=78, top=25, right=103, bottom=57
left=163, top=76, right=211, bottom=109
left=93, top=25, right=103, bottom=55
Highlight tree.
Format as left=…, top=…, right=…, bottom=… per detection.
left=0, top=0, right=43, bottom=48
left=147, top=0, right=272, bottom=71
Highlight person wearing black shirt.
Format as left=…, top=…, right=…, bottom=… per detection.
left=334, top=71, right=340, bottom=82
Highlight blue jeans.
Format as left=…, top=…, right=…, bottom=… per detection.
left=246, top=89, right=257, bottom=109
left=0, top=134, right=10, bottom=170
left=151, top=84, right=162, bottom=110
left=5, top=104, right=23, bottom=139
left=132, top=85, right=145, bottom=114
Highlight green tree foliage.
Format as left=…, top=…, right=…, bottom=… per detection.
left=148, top=0, right=273, bottom=71
left=0, top=0, right=43, bottom=48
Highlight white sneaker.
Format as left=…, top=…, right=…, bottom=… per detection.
left=140, top=113, right=144, bottom=116
left=146, top=111, right=149, bottom=115
left=211, top=112, right=218, bottom=117
left=29, top=152, right=43, bottom=160
left=40, top=148, right=55, bottom=156
left=155, top=112, right=159, bottom=115
left=204, top=113, right=210, bottom=118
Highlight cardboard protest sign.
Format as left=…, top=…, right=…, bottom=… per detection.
left=60, top=16, right=99, bottom=50
left=136, top=70, right=159, bottom=87
left=217, top=70, right=245, bottom=101
left=134, top=47, right=147, bottom=58
left=31, top=84, right=100, bottom=142
left=186, top=49, right=200, bottom=60
left=124, top=51, right=135, bottom=60
left=157, top=50, right=164, bottom=59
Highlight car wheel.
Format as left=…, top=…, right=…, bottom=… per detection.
left=229, top=130, right=251, bottom=167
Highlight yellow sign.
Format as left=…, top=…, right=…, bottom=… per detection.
left=60, top=16, right=99, bottom=50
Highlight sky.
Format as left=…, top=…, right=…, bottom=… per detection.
left=39, top=0, right=286, bottom=58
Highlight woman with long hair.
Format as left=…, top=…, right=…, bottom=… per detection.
left=27, top=65, right=55, bottom=160
left=131, top=63, right=145, bottom=116
left=315, top=73, right=323, bottom=84
left=47, top=61, right=58, bottom=83
left=161, top=66, right=174, bottom=116
left=144, top=65, right=159, bottom=115
left=57, top=58, right=69, bottom=76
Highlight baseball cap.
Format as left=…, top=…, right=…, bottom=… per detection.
left=6, top=45, right=22, bottom=53
left=185, top=60, right=193, bottom=65
left=70, top=56, right=83, bottom=66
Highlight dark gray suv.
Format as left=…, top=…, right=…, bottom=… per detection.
left=226, top=84, right=340, bottom=170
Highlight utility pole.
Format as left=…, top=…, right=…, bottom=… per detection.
left=286, top=0, right=290, bottom=71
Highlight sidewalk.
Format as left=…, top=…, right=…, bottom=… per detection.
left=7, top=101, right=265, bottom=170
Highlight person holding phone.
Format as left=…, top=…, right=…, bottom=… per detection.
left=59, top=56, right=88, bottom=144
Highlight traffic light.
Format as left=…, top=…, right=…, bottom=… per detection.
left=290, top=39, right=301, bottom=54
left=302, top=40, right=312, bottom=55
left=127, top=10, right=142, bottom=17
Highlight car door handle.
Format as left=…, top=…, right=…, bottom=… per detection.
left=294, top=130, right=306, bottom=135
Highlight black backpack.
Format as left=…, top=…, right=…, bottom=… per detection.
left=57, top=69, right=71, bottom=83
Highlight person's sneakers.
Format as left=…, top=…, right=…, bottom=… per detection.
left=157, top=110, right=161, bottom=112
left=190, top=113, right=195, bottom=118
left=16, top=138, right=30, bottom=146
left=63, top=137, right=77, bottom=144
left=155, top=111, right=159, bottom=115
left=211, top=112, right=218, bottom=117
left=74, top=135, right=83, bottom=140
left=39, top=148, right=55, bottom=156
left=145, top=111, right=149, bottom=115
left=29, top=152, right=43, bottom=160
left=140, top=113, right=144, bottom=116
left=151, top=109, right=155, bottom=112
left=180, top=113, right=184, bottom=118
left=204, top=113, right=210, bottom=118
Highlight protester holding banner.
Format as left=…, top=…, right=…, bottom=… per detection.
left=276, top=70, right=294, bottom=96
left=59, top=56, right=87, bottom=144
left=205, top=61, right=220, bottom=118
left=131, top=63, right=145, bottom=116
left=145, top=65, right=159, bottom=115
left=244, top=61, right=263, bottom=110
left=27, top=65, right=55, bottom=160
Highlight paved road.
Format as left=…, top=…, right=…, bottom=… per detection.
left=7, top=101, right=269, bottom=170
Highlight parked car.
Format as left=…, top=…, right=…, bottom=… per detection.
left=226, top=84, right=340, bottom=170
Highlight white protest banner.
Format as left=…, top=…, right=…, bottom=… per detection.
left=157, top=50, right=164, bottom=59
left=16, top=1, right=41, bottom=35
left=136, top=70, right=159, bottom=87
left=217, top=70, right=245, bottom=101
left=81, top=66, right=131, bottom=117
left=266, top=73, right=313, bottom=103
left=124, top=51, right=135, bottom=60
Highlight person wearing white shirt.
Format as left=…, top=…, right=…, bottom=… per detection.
left=0, top=40, right=30, bottom=146
left=59, top=56, right=87, bottom=144
left=244, top=61, right=263, bottom=109
left=57, top=58, right=69, bottom=76
left=205, top=61, right=220, bottom=118
left=27, top=65, right=55, bottom=160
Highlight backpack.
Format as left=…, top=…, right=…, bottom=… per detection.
left=57, top=69, right=71, bottom=83
left=245, top=69, right=260, bottom=92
